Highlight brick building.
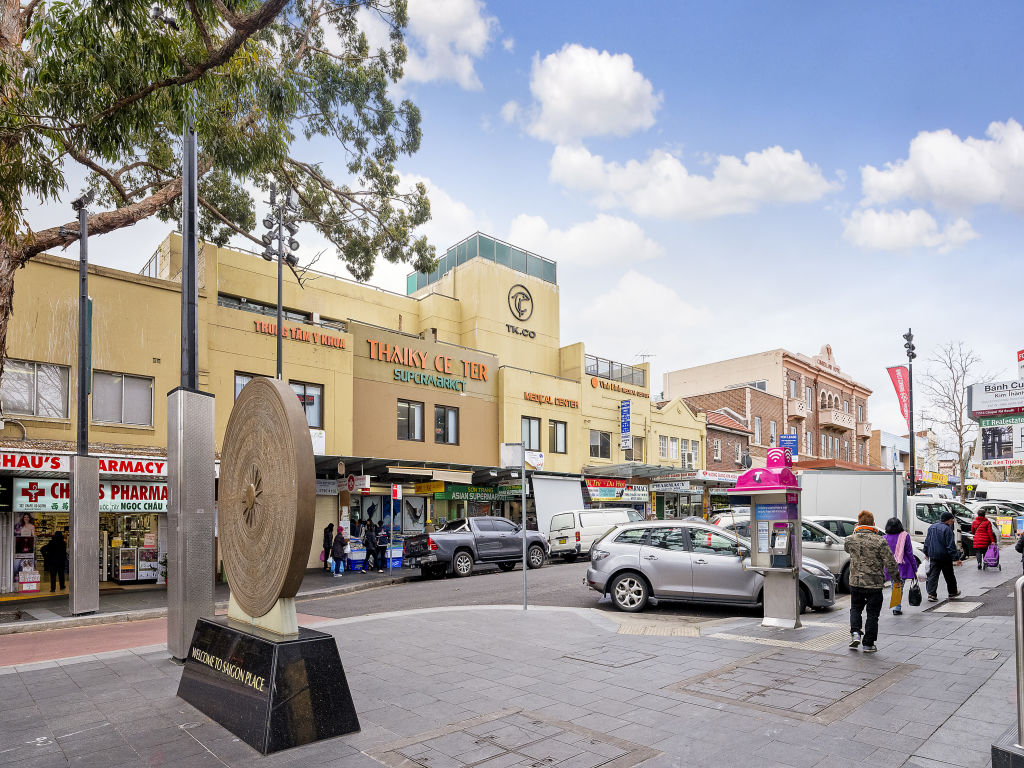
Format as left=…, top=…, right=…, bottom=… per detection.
left=684, top=386, right=781, bottom=468
left=666, top=344, right=872, bottom=465
left=703, top=410, right=752, bottom=471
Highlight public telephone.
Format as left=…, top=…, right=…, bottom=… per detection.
left=769, top=522, right=794, bottom=568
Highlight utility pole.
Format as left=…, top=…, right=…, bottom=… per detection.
left=261, top=184, right=299, bottom=380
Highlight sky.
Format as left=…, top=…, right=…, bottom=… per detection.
left=23, top=1, right=1024, bottom=445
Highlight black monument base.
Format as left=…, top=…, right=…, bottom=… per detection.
left=177, top=617, right=360, bottom=754
left=993, top=725, right=1024, bottom=768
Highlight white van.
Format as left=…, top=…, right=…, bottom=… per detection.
left=548, top=508, right=644, bottom=561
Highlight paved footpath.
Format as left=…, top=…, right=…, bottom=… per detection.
left=0, top=559, right=1019, bottom=768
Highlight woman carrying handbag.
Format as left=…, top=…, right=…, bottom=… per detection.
left=884, top=517, right=918, bottom=615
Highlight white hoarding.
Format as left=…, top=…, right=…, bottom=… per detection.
left=968, top=380, right=1024, bottom=419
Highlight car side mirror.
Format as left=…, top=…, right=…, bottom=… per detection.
left=737, top=546, right=750, bottom=559
left=825, top=537, right=835, bottom=546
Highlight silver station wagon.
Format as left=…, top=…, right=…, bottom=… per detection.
left=585, top=520, right=836, bottom=613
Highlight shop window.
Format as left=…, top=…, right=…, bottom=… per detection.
left=93, top=372, right=154, bottom=426
left=669, top=437, right=679, bottom=460
left=625, top=437, right=644, bottom=463
left=549, top=420, right=567, bottom=454
left=434, top=405, right=459, bottom=445
left=0, top=359, right=70, bottom=418
left=289, top=381, right=323, bottom=429
left=398, top=399, right=424, bottom=441
left=713, top=439, right=722, bottom=461
left=754, top=417, right=762, bottom=445
left=522, top=416, right=540, bottom=451
left=590, top=430, right=611, bottom=459
left=659, top=435, right=667, bottom=458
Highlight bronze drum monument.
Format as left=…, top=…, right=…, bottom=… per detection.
left=177, top=377, right=360, bottom=753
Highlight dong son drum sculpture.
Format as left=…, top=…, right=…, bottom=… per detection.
left=177, top=377, right=359, bottom=753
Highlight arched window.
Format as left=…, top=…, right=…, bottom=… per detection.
left=820, top=391, right=828, bottom=408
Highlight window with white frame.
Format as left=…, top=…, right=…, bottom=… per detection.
left=789, top=379, right=797, bottom=398
left=843, top=400, right=850, bottom=413
left=735, top=443, right=742, bottom=462
left=93, top=372, right=154, bottom=426
left=858, top=443, right=865, bottom=463
left=589, top=429, right=611, bottom=459
left=0, top=359, right=70, bottom=418
left=821, top=434, right=826, bottom=457
left=691, top=440, right=700, bottom=467
left=805, top=386, right=814, bottom=411
left=659, top=434, right=667, bottom=458
left=549, top=420, right=567, bottom=454
left=754, top=417, right=762, bottom=445
left=804, top=431, right=810, bottom=454
left=434, top=405, right=459, bottom=445
left=522, top=416, right=541, bottom=451
left=398, top=399, right=424, bottom=441
left=713, top=438, right=721, bottom=461
left=669, top=437, right=679, bottom=460
left=625, top=436, right=644, bottom=463
left=290, top=381, right=324, bottom=429
left=769, top=420, right=777, bottom=445
left=844, top=441, right=849, bottom=461
left=858, top=404, right=864, bottom=421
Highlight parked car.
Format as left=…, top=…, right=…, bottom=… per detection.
left=548, top=508, right=644, bottom=561
left=907, top=497, right=973, bottom=556
left=584, top=520, right=835, bottom=614
left=717, top=516, right=852, bottom=591
left=403, top=517, right=549, bottom=578
left=708, top=507, right=750, bottom=525
left=805, top=514, right=925, bottom=578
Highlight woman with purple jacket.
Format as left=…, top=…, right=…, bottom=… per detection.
left=884, top=517, right=917, bottom=615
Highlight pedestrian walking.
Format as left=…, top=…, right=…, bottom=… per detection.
left=924, top=511, right=962, bottom=602
left=844, top=510, right=902, bottom=653
left=883, top=517, right=916, bottom=615
left=322, top=522, right=334, bottom=572
left=330, top=529, right=348, bottom=576
left=1015, top=530, right=1024, bottom=567
left=971, top=509, right=997, bottom=569
left=375, top=523, right=390, bottom=574
left=41, top=532, right=67, bottom=592
left=361, top=521, right=377, bottom=572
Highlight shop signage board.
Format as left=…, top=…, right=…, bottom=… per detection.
left=345, top=475, right=370, bottom=493
left=968, top=380, right=1024, bottom=419
left=315, top=479, right=340, bottom=496
left=978, top=413, right=1024, bottom=466
left=434, top=484, right=520, bottom=501
left=620, top=485, right=649, bottom=502
left=14, top=478, right=168, bottom=512
left=917, top=470, right=949, bottom=486
left=1018, top=349, right=1024, bottom=379
left=620, top=400, right=632, bottom=451
left=413, top=481, right=445, bottom=494
left=653, top=470, right=740, bottom=485
left=651, top=481, right=691, bottom=493
left=524, top=451, right=545, bottom=470
left=585, top=478, right=625, bottom=501
left=0, top=451, right=69, bottom=472
left=778, top=433, right=799, bottom=457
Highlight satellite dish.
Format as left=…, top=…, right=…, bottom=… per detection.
left=741, top=453, right=752, bottom=470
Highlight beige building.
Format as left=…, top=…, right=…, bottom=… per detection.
left=0, top=231, right=705, bottom=597
left=664, top=344, right=873, bottom=465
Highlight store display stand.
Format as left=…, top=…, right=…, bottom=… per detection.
left=177, top=616, right=359, bottom=754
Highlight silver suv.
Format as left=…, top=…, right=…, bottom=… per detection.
left=585, top=520, right=835, bottom=614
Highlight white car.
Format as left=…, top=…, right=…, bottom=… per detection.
left=548, top=508, right=644, bottom=561
left=807, top=514, right=925, bottom=577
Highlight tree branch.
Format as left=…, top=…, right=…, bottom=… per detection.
left=197, top=194, right=263, bottom=247
left=185, top=0, right=216, bottom=53
left=66, top=148, right=130, bottom=204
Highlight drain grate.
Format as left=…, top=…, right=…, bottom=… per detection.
left=0, top=610, right=23, bottom=623
left=668, top=650, right=916, bottom=723
left=369, top=709, right=658, bottom=768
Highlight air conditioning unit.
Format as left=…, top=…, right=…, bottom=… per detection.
left=313, top=312, right=321, bottom=324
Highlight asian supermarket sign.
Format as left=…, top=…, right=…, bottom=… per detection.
left=14, top=478, right=168, bottom=513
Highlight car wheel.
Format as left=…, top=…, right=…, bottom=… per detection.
left=839, top=563, right=850, bottom=593
left=527, top=544, right=546, bottom=569
left=799, top=585, right=809, bottom=615
left=453, top=551, right=474, bottom=578
left=610, top=573, right=648, bottom=612
left=562, top=553, right=578, bottom=563
left=497, top=562, right=516, bottom=571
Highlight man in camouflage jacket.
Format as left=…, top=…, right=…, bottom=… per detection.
left=843, top=510, right=901, bottom=653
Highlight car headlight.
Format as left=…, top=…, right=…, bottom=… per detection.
left=592, top=549, right=610, bottom=563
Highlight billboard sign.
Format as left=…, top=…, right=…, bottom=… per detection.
left=778, top=433, right=799, bottom=457
left=979, top=413, right=1024, bottom=466
left=968, top=380, right=1024, bottom=419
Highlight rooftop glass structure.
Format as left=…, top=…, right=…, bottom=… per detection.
left=585, top=354, right=646, bottom=388
left=406, top=232, right=557, bottom=295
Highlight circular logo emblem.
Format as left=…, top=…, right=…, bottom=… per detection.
left=508, top=284, right=534, bottom=321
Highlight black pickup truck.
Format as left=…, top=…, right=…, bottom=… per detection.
left=403, top=517, right=549, bottom=578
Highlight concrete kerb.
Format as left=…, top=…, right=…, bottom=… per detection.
left=0, top=572, right=418, bottom=636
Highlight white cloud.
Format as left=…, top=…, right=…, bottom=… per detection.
left=403, top=0, right=498, bottom=90
left=861, top=119, right=1024, bottom=212
left=525, top=44, right=662, bottom=143
left=507, top=214, right=663, bottom=265
left=550, top=144, right=839, bottom=219
left=500, top=100, right=520, bottom=123
left=502, top=37, right=515, bottom=52
left=842, top=208, right=978, bottom=253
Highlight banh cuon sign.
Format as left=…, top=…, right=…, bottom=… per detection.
left=968, top=380, right=1024, bottom=418
left=366, top=339, right=490, bottom=392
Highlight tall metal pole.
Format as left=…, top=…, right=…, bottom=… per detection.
left=521, top=446, right=527, bottom=610
left=77, top=206, right=89, bottom=456
left=181, top=120, right=198, bottom=390
left=276, top=197, right=283, bottom=380
left=908, top=357, right=916, bottom=496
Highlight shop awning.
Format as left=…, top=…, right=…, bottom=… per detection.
left=582, top=463, right=690, bottom=479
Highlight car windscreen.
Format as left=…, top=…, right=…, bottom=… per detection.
left=626, top=510, right=644, bottom=522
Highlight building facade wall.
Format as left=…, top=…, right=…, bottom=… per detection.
left=706, top=427, right=748, bottom=471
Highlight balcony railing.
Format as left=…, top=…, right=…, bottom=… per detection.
left=818, top=409, right=855, bottom=431
left=585, top=354, right=646, bottom=387
left=787, top=398, right=807, bottom=420
left=857, top=422, right=872, bottom=438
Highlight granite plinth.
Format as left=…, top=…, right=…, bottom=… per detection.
left=177, top=616, right=359, bottom=754
left=993, top=725, right=1024, bottom=768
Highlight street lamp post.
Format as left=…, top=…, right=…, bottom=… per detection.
left=261, top=184, right=299, bottom=380
left=904, top=329, right=917, bottom=496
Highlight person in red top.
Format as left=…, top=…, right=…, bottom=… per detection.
left=971, top=509, right=997, bottom=569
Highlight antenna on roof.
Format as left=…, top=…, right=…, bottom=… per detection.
left=637, top=352, right=656, bottom=363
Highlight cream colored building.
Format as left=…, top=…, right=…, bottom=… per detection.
left=0, top=231, right=705, bottom=596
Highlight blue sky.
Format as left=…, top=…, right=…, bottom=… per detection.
left=26, top=1, right=1024, bottom=444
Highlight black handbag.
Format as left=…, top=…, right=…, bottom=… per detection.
left=908, top=578, right=922, bottom=607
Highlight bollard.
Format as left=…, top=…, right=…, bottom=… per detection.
left=1016, top=575, right=1024, bottom=748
